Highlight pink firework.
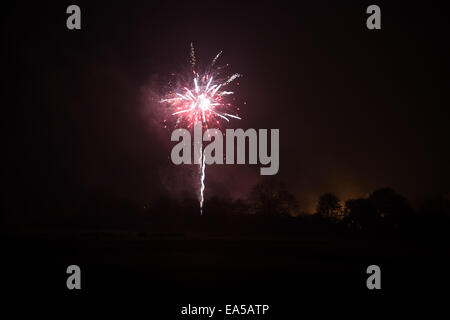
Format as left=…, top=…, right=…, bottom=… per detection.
left=160, top=43, right=243, bottom=214
left=161, top=43, right=242, bottom=129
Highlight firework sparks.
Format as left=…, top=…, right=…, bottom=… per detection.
left=160, top=43, right=243, bottom=214
left=161, top=43, right=242, bottom=129
left=200, top=151, right=206, bottom=214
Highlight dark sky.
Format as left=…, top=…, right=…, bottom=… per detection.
left=3, top=1, right=449, bottom=212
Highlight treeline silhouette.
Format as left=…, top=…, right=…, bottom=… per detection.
left=2, top=178, right=449, bottom=238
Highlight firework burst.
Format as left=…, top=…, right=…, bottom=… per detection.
left=161, top=43, right=242, bottom=128
left=160, top=43, right=242, bottom=214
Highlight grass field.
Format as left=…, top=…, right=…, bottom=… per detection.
left=2, top=230, right=446, bottom=299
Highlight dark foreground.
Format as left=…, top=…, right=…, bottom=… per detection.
left=2, top=231, right=447, bottom=301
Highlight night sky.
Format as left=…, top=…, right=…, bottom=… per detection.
left=3, top=1, right=449, bottom=213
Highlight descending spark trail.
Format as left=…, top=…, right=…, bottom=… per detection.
left=200, top=151, right=206, bottom=215
left=161, top=43, right=242, bottom=214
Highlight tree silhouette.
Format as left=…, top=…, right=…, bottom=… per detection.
left=249, top=178, right=298, bottom=216
left=316, top=193, right=342, bottom=219
left=344, top=198, right=380, bottom=229
left=369, top=188, right=413, bottom=226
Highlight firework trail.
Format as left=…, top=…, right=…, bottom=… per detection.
left=189, top=42, right=196, bottom=69
left=199, top=151, right=206, bottom=215
left=161, top=43, right=242, bottom=214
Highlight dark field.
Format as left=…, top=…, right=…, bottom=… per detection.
left=2, top=231, right=447, bottom=300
